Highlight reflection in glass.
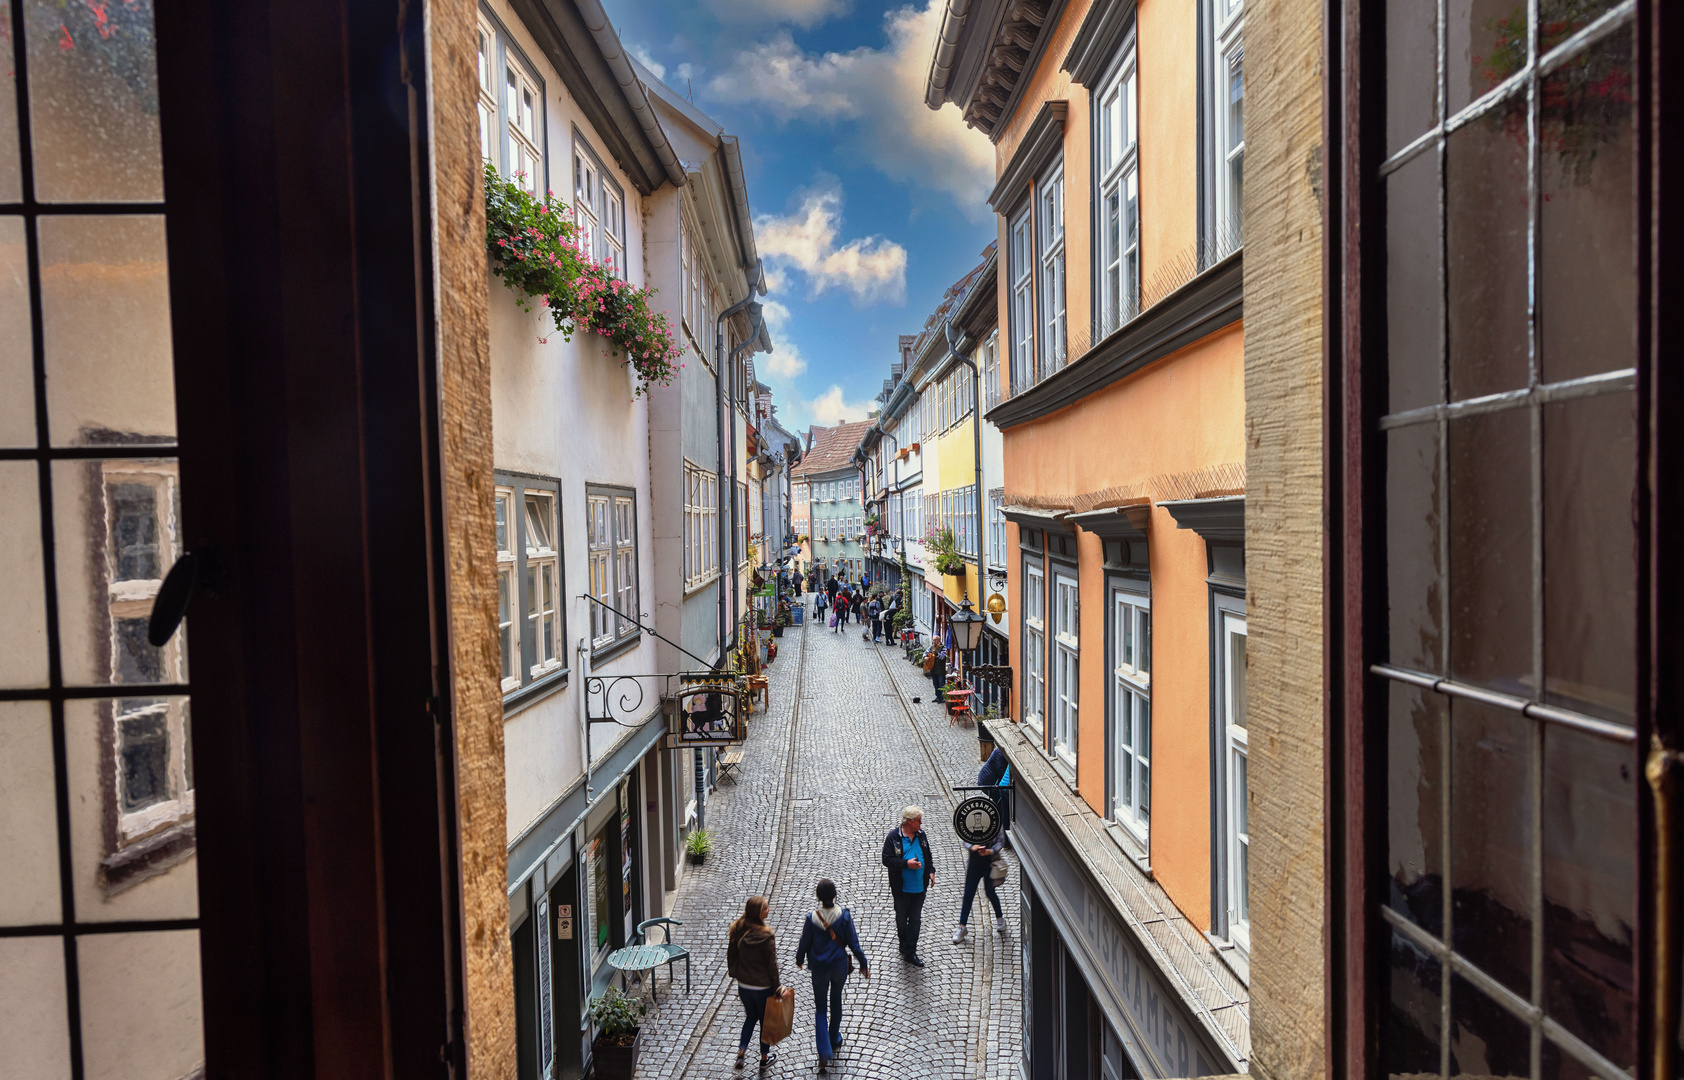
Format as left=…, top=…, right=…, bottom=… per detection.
left=53, top=459, right=186, bottom=687
left=1539, top=28, right=1635, bottom=386
left=1449, top=973, right=1530, bottom=1077
left=1543, top=395, right=1635, bottom=722
left=1387, top=424, right=1442, bottom=674
left=1450, top=698, right=1532, bottom=996
left=1383, top=929, right=1442, bottom=1072
left=0, top=9, right=20, bottom=202
left=1448, top=408, right=1530, bottom=692
left=39, top=215, right=176, bottom=446
left=0, top=702, right=62, bottom=925
left=1447, top=0, right=1528, bottom=117
left=1387, top=682, right=1445, bottom=934
left=1386, top=0, right=1438, bottom=154
left=1447, top=96, right=1529, bottom=400
left=22, top=0, right=162, bottom=202
left=1386, top=152, right=1444, bottom=414
left=1542, top=726, right=1635, bottom=1068
left=0, top=462, right=50, bottom=689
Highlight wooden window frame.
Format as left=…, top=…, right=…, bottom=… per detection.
left=497, top=472, right=567, bottom=703
left=586, top=483, right=639, bottom=658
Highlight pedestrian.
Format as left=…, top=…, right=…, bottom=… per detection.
left=833, top=591, right=849, bottom=632
left=881, top=806, right=935, bottom=965
left=929, top=639, right=947, bottom=701
left=815, top=588, right=828, bottom=623
left=868, top=595, right=883, bottom=642
left=793, top=879, right=869, bottom=1073
left=826, top=576, right=839, bottom=606
left=727, top=895, right=782, bottom=1071
left=953, top=743, right=1009, bottom=943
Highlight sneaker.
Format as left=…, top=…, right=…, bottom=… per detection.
left=831, top=1036, right=844, bottom=1052
left=818, top=1061, right=829, bottom=1074
left=760, top=1051, right=778, bottom=1070
left=952, top=926, right=967, bottom=944
left=995, top=921, right=1006, bottom=936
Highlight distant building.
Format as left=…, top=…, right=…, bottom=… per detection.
left=790, top=421, right=874, bottom=584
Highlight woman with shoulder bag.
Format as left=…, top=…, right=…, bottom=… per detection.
left=793, top=879, right=869, bottom=1073
left=727, top=896, right=783, bottom=1071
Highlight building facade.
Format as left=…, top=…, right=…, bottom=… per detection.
left=928, top=0, right=1250, bottom=1073
left=791, top=422, right=873, bottom=584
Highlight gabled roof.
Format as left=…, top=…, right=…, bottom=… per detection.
left=790, top=420, right=874, bottom=479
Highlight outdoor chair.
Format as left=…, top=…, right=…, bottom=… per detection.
left=634, top=916, right=691, bottom=993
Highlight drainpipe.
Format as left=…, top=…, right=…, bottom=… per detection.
left=944, top=321, right=984, bottom=609
left=715, top=283, right=762, bottom=664
left=577, top=633, right=593, bottom=804
left=728, top=324, right=766, bottom=642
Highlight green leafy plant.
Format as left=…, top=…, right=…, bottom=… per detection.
left=684, top=829, right=713, bottom=857
left=589, top=986, right=647, bottom=1042
left=483, top=164, right=684, bottom=395
left=922, top=526, right=967, bottom=575
left=982, top=702, right=1003, bottom=721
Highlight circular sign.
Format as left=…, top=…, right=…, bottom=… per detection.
left=953, top=796, right=1003, bottom=846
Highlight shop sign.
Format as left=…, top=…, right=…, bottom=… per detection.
left=953, top=796, right=1003, bottom=846
left=555, top=904, right=573, bottom=940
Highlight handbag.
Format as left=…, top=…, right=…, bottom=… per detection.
left=989, top=851, right=1009, bottom=885
left=814, top=912, right=855, bottom=974
left=828, top=614, right=837, bottom=628
left=761, top=986, right=796, bottom=1046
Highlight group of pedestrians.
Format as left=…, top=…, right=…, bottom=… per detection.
left=807, top=573, right=899, bottom=643
left=724, top=746, right=1012, bottom=1074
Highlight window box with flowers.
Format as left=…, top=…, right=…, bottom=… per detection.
left=483, top=164, right=684, bottom=396
left=923, top=526, right=967, bottom=577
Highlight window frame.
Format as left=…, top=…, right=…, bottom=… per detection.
left=1050, top=566, right=1080, bottom=770
left=1037, top=161, right=1067, bottom=379
left=476, top=11, right=547, bottom=196
left=683, top=461, right=720, bottom=592
left=1094, top=35, right=1141, bottom=338
left=1022, top=554, right=1047, bottom=736
left=1215, top=608, right=1248, bottom=958
left=586, top=483, right=640, bottom=659
left=496, top=471, right=568, bottom=703
left=1009, top=205, right=1036, bottom=394
left=1204, top=0, right=1244, bottom=259
left=572, top=131, right=626, bottom=279
left=1107, top=583, right=1151, bottom=844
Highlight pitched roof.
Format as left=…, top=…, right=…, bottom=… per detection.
left=790, top=419, right=873, bottom=479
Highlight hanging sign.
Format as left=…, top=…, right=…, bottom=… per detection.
left=954, top=795, right=1003, bottom=846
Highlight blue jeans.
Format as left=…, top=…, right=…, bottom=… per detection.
left=959, top=853, right=1003, bottom=925
left=738, top=986, right=775, bottom=1053
left=809, top=958, right=849, bottom=1058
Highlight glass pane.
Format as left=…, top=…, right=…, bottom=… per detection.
left=53, top=459, right=185, bottom=687
left=0, top=7, right=18, bottom=202
left=0, top=461, right=50, bottom=688
left=1388, top=681, right=1446, bottom=934
left=65, top=697, right=197, bottom=922
left=1447, top=0, right=1528, bottom=118
left=1386, top=0, right=1438, bottom=153
left=1446, top=97, right=1529, bottom=400
left=1383, top=928, right=1443, bottom=1072
left=1542, top=725, right=1635, bottom=1068
left=1387, top=151, right=1444, bottom=414
left=39, top=215, right=175, bottom=446
left=1449, top=973, right=1530, bottom=1076
left=23, top=0, right=163, bottom=202
left=0, top=217, right=33, bottom=446
left=1448, top=408, right=1530, bottom=692
left=495, top=494, right=508, bottom=551
left=1450, top=697, right=1533, bottom=996
left=1543, top=394, right=1635, bottom=722
left=0, top=701, right=61, bottom=925
left=1540, top=0, right=1623, bottom=53
left=77, top=930, right=204, bottom=1080
left=0, top=936, right=72, bottom=1079
left=1387, top=424, right=1443, bottom=674
left=1538, top=27, right=1635, bottom=385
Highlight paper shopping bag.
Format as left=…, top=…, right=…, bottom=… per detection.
left=761, top=986, right=796, bottom=1046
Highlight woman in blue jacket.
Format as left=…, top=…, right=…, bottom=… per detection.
left=793, top=879, right=869, bottom=1073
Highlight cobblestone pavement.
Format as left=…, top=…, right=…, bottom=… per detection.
left=632, top=600, right=1023, bottom=1080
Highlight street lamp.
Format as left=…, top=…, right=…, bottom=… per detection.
left=949, top=594, right=984, bottom=654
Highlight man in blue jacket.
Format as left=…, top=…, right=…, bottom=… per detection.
left=881, top=806, right=935, bottom=966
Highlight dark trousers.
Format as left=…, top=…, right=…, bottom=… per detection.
left=871, top=616, right=882, bottom=640
left=738, top=986, right=776, bottom=1053
left=959, top=854, right=1004, bottom=924
left=810, top=958, right=848, bottom=1056
left=892, top=889, right=926, bottom=955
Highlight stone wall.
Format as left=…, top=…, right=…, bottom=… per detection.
left=1241, top=0, right=1328, bottom=1076
left=430, top=1, right=516, bottom=1074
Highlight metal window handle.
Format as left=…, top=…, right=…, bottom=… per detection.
left=148, top=551, right=200, bottom=647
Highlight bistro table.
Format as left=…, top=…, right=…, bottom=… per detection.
left=606, top=943, right=671, bottom=1001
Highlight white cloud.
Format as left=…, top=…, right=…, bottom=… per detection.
left=704, top=2, right=995, bottom=214
left=755, top=179, right=907, bottom=305
left=805, top=385, right=878, bottom=427
left=704, top=0, right=850, bottom=29
left=758, top=300, right=808, bottom=379
left=628, top=43, right=665, bottom=80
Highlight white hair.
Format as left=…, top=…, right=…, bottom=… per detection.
left=901, top=805, right=923, bottom=822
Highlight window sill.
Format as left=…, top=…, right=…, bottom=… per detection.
left=1204, top=932, right=1251, bottom=987
left=502, top=666, right=570, bottom=718
left=1102, top=819, right=1153, bottom=878
left=684, top=573, right=721, bottom=598
left=590, top=633, right=642, bottom=666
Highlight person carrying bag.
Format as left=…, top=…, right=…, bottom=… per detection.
left=794, top=879, right=870, bottom=1073
left=727, top=896, right=785, bottom=1071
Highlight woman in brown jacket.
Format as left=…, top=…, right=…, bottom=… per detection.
left=727, top=895, right=781, bottom=1070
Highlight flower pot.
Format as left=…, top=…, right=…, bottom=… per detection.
left=772, top=624, right=784, bottom=638
left=592, top=1026, right=641, bottom=1080
left=686, top=851, right=706, bottom=866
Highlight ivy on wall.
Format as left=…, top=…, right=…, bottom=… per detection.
left=483, top=164, right=684, bottom=396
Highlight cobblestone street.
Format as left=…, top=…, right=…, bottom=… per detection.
left=633, top=604, right=1023, bottom=1080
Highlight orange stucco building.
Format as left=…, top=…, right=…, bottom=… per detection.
left=928, top=0, right=1251, bottom=1073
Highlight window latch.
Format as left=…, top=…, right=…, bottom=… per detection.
left=148, top=550, right=202, bottom=648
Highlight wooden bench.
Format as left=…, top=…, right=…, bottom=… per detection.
left=718, top=750, right=745, bottom=785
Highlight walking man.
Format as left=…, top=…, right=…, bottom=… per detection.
left=882, top=806, right=934, bottom=966
left=868, top=595, right=883, bottom=642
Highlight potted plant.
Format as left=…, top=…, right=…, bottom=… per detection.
left=589, top=987, right=647, bottom=1080
left=923, top=526, right=967, bottom=579
left=684, top=828, right=712, bottom=865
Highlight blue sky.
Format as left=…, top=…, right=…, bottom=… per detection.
left=603, top=0, right=997, bottom=433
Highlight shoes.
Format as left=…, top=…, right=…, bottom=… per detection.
left=736, top=1051, right=747, bottom=1070
left=760, top=1051, right=778, bottom=1070
left=831, top=1036, right=844, bottom=1052
left=906, top=953, right=926, bottom=967
left=818, top=1060, right=829, bottom=1074
left=995, top=920, right=1006, bottom=936
left=952, top=925, right=967, bottom=944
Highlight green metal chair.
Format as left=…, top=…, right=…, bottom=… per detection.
left=634, top=917, right=691, bottom=993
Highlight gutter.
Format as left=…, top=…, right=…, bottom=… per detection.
left=720, top=136, right=765, bottom=287
left=924, top=0, right=974, bottom=109
left=574, top=0, right=686, bottom=187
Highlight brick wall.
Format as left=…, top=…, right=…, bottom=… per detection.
left=1241, top=0, right=1327, bottom=1076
